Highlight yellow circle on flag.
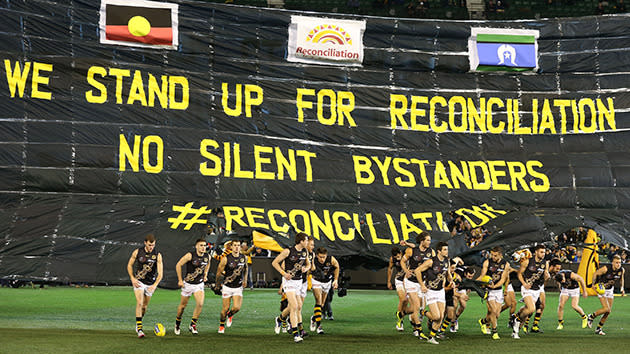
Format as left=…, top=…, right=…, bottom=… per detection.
left=128, top=16, right=151, bottom=37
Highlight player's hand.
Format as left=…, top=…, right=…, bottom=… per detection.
left=148, top=284, right=157, bottom=293
left=333, top=280, right=338, bottom=289
left=523, top=283, right=531, bottom=290
left=582, top=292, right=588, bottom=298
left=387, top=282, right=393, bottom=290
left=622, top=289, right=626, bottom=297
left=420, top=284, right=428, bottom=293
left=277, top=288, right=283, bottom=295
left=203, top=275, right=208, bottom=283
left=178, top=280, right=184, bottom=288
left=283, top=272, right=292, bottom=280
left=405, top=271, right=412, bottom=278
left=132, top=278, right=140, bottom=288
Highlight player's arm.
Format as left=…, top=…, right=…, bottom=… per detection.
left=150, top=253, right=164, bottom=291
left=175, top=252, right=192, bottom=288
left=416, top=259, right=433, bottom=293
left=242, top=263, right=248, bottom=288
left=331, top=256, right=340, bottom=289
left=244, top=245, right=256, bottom=255
left=400, top=248, right=413, bottom=278
left=215, top=256, right=227, bottom=285
left=495, top=263, right=510, bottom=289
left=387, top=256, right=394, bottom=289
left=543, top=260, right=551, bottom=281
left=476, top=259, right=489, bottom=280
left=203, top=256, right=211, bottom=283
left=571, top=272, right=588, bottom=298
left=272, top=249, right=291, bottom=280
left=621, top=268, right=626, bottom=296
left=592, top=266, right=607, bottom=283
left=400, top=240, right=415, bottom=248
left=127, top=249, right=139, bottom=287
left=305, top=252, right=311, bottom=272
left=446, top=265, right=454, bottom=288
left=517, top=259, right=529, bottom=289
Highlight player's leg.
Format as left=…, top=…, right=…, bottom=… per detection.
left=569, top=293, right=587, bottom=328
left=286, top=291, right=302, bottom=342
left=311, top=286, right=323, bottom=331
left=502, top=286, right=517, bottom=328
left=175, top=295, right=190, bottom=335
left=488, top=300, right=501, bottom=338
left=133, top=288, right=146, bottom=336
left=190, top=289, right=204, bottom=333
left=531, top=291, right=545, bottom=332
left=557, top=294, right=568, bottom=329
left=425, top=299, right=445, bottom=344
left=218, top=295, right=231, bottom=334
left=296, top=295, right=306, bottom=337
left=407, top=292, right=421, bottom=336
left=595, top=297, right=613, bottom=335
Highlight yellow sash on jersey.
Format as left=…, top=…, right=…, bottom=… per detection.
left=577, top=229, right=600, bottom=296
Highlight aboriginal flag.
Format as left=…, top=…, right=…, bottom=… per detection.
left=100, top=0, right=178, bottom=48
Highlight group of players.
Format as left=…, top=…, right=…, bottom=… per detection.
left=126, top=231, right=625, bottom=343
left=126, top=232, right=340, bottom=341
left=387, top=232, right=626, bottom=344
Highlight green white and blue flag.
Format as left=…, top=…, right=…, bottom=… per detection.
left=469, top=28, right=539, bottom=72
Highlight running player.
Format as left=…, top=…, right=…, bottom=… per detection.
left=272, top=232, right=311, bottom=343
left=477, top=246, right=510, bottom=340
left=547, top=258, right=588, bottom=330
left=215, top=240, right=248, bottom=334
left=310, top=247, right=339, bottom=334
left=586, top=254, right=626, bottom=335
left=501, top=267, right=519, bottom=329
left=174, top=238, right=210, bottom=335
left=417, top=241, right=451, bottom=345
left=298, top=237, right=315, bottom=337
left=126, top=234, right=163, bottom=338
left=512, top=244, right=548, bottom=339
left=388, top=247, right=409, bottom=331
left=400, top=232, right=435, bottom=337
left=451, top=262, right=474, bottom=332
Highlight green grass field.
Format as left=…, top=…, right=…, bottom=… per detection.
left=1, top=286, right=629, bottom=353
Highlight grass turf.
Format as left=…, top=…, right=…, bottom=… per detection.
left=1, top=286, right=629, bottom=353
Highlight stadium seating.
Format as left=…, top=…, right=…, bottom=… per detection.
left=201, top=0, right=627, bottom=19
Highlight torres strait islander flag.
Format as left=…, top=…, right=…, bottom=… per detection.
left=469, top=28, right=539, bottom=72
left=99, top=0, right=178, bottom=49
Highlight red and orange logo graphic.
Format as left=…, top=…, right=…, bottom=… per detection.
left=306, top=25, right=352, bottom=45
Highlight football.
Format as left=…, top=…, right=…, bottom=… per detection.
left=154, top=323, right=166, bottom=337
left=594, top=283, right=606, bottom=295
left=479, top=275, right=492, bottom=284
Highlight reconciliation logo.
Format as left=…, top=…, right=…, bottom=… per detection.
left=296, top=23, right=360, bottom=60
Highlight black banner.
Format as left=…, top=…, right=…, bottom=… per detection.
left=0, top=0, right=629, bottom=287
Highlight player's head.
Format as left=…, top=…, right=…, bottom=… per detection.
left=232, top=241, right=241, bottom=253
left=295, top=232, right=308, bottom=247
left=307, top=237, right=315, bottom=252
left=391, top=247, right=401, bottom=259
left=464, top=267, right=475, bottom=279
left=436, top=241, right=448, bottom=257
left=490, top=246, right=503, bottom=262
left=240, top=241, right=248, bottom=250
left=194, top=238, right=207, bottom=253
left=548, top=258, right=562, bottom=274
left=533, top=244, right=546, bottom=260
left=612, top=254, right=622, bottom=270
left=416, top=231, right=431, bottom=248
left=316, top=247, right=328, bottom=263
left=144, top=234, right=156, bottom=251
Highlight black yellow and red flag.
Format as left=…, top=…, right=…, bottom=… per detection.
left=99, top=0, right=178, bottom=49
